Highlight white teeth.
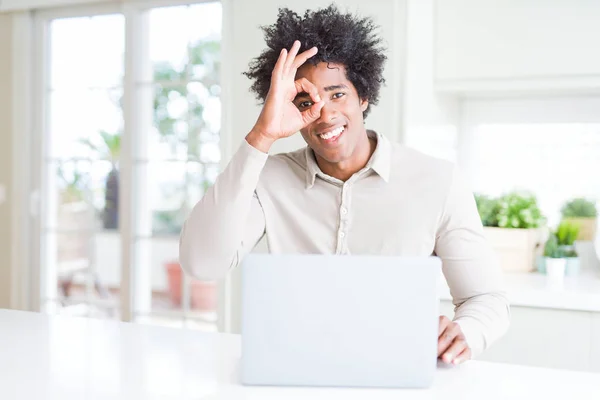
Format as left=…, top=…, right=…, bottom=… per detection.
left=319, top=126, right=344, bottom=140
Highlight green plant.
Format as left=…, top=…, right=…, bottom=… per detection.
left=556, top=220, right=581, bottom=257
left=556, top=220, right=581, bottom=246
left=474, top=194, right=500, bottom=227
left=497, top=192, right=544, bottom=229
left=80, top=130, right=121, bottom=167
left=561, top=198, right=597, bottom=218
left=153, top=210, right=185, bottom=235
left=153, top=39, right=220, bottom=159
left=543, top=233, right=562, bottom=258
left=57, top=166, right=86, bottom=203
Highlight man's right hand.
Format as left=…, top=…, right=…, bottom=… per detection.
left=246, top=40, right=325, bottom=153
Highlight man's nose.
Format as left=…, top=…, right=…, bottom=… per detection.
left=318, top=99, right=338, bottom=123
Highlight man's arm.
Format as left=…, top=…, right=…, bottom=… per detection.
left=434, top=164, right=511, bottom=361
left=179, top=40, right=324, bottom=281
left=179, top=139, right=268, bottom=281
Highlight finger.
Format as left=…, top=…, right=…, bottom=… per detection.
left=301, top=100, right=325, bottom=126
left=290, top=46, right=318, bottom=72
left=438, top=316, right=450, bottom=336
left=452, top=347, right=472, bottom=365
left=441, top=338, right=468, bottom=364
left=283, top=40, right=301, bottom=75
left=271, top=48, right=288, bottom=82
left=437, top=323, right=459, bottom=357
left=294, top=78, right=321, bottom=103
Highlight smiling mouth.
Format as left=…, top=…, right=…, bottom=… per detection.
left=318, top=125, right=345, bottom=142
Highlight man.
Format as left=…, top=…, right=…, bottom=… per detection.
left=179, top=4, right=510, bottom=365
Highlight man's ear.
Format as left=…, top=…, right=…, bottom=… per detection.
left=360, top=98, right=369, bottom=112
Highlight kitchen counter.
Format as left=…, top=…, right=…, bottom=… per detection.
left=439, top=270, right=600, bottom=312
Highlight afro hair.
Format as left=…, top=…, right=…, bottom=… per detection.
left=243, top=4, right=387, bottom=119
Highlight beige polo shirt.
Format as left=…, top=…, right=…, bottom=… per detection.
left=179, top=131, right=510, bottom=357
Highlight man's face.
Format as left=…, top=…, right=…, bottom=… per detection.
left=294, top=62, right=368, bottom=165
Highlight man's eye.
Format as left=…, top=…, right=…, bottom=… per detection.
left=333, top=92, right=345, bottom=99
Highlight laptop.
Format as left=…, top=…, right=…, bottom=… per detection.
left=240, top=254, right=442, bottom=388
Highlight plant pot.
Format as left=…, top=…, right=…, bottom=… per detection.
left=164, top=261, right=216, bottom=312
left=484, top=227, right=542, bottom=273
left=57, top=201, right=93, bottom=262
left=565, top=257, right=580, bottom=276
left=563, top=217, right=597, bottom=241
left=545, top=257, right=566, bottom=286
left=536, top=255, right=546, bottom=274
left=103, top=168, right=119, bottom=230
left=574, top=241, right=600, bottom=272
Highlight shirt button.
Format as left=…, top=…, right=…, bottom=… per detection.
left=341, top=207, right=347, bottom=215
left=339, top=232, right=346, bottom=238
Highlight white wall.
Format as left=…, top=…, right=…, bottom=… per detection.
left=435, top=0, right=600, bottom=81
left=462, top=96, right=600, bottom=125
left=402, top=0, right=460, bottom=162
left=434, top=0, right=600, bottom=95
left=0, top=0, right=150, bottom=12
left=0, top=13, right=14, bottom=309
left=1, top=12, right=34, bottom=312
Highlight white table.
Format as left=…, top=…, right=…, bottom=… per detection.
left=1, top=310, right=599, bottom=400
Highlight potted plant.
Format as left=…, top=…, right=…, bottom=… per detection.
left=164, top=261, right=217, bottom=312
left=543, top=233, right=566, bottom=284
left=56, top=167, right=93, bottom=260
left=155, top=200, right=217, bottom=311
left=475, top=191, right=545, bottom=273
left=561, top=198, right=597, bottom=241
left=556, top=220, right=581, bottom=276
left=474, top=194, right=501, bottom=228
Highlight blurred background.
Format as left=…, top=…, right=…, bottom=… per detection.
left=0, top=0, right=599, bottom=373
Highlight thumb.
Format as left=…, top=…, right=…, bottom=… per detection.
left=301, top=100, right=324, bottom=125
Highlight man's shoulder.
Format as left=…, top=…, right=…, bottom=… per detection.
left=257, top=147, right=308, bottom=185
left=391, top=142, right=456, bottom=177
left=387, top=142, right=459, bottom=207
left=267, top=146, right=307, bottom=166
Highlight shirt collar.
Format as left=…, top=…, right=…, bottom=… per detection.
left=304, top=130, right=391, bottom=189
left=305, top=146, right=322, bottom=188
left=365, top=130, right=391, bottom=183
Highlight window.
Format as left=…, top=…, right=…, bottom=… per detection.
left=404, top=125, right=458, bottom=163
left=43, top=13, right=125, bottom=318
left=468, top=123, right=600, bottom=226
left=461, top=97, right=600, bottom=227
left=134, top=3, right=222, bottom=330
left=36, top=1, right=222, bottom=331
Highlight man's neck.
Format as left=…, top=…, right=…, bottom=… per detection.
left=316, top=132, right=377, bottom=182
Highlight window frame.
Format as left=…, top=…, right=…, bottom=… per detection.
left=29, top=0, right=231, bottom=329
